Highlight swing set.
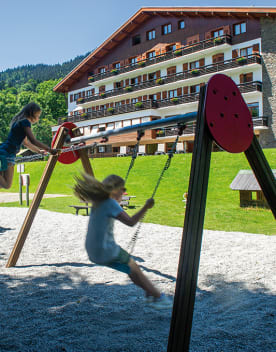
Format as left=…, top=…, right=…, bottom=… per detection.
left=6, top=74, right=276, bottom=352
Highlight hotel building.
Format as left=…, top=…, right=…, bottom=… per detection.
left=53, top=7, right=276, bottom=157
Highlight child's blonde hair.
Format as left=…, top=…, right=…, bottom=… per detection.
left=74, top=173, right=125, bottom=203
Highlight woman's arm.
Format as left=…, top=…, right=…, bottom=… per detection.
left=23, top=137, right=42, bottom=153
left=24, top=127, right=57, bottom=154
left=116, top=198, right=154, bottom=226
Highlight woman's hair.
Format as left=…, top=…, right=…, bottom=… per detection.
left=74, top=173, right=125, bottom=203
left=10, top=102, right=41, bottom=126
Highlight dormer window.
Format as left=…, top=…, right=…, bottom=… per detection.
left=147, top=29, right=156, bottom=41
left=113, top=62, right=121, bottom=69
left=132, top=34, right=141, bottom=46
left=162, top=23, right=172, bottom=35
left=129, top=57, right=138, bottom=66
left=234, top=22, right=246, bottom=35
left=147, top=51, right=156, bottom=60
left=99, top=67, right=106, bottom=74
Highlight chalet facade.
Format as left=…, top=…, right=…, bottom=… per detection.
left=53, top=7, right=276, bottom=157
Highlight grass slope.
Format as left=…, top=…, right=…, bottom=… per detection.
left=1, top=150, right=275, bottom=235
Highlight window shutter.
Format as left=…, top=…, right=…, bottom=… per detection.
left=177, top=88, right=182, bottom=96
left=138, top=76, right=141, bottom=83
left=113, top=82, right=117, bottom=89
left=205, top=31, right=212, bottom=39
left=240, top=74, right=244, bottom=83
left=232, top=49, right=239, bottom=58
left=138, top=96, right=142, bottom=101
left=143, top=95, right=147, bottom=101
left=125, top=79, right=129, bottom=86
left=157, top=93, right=161, bottom=100
left=199, top=58, right=205, bottom=67
left=183, top=86, right=188, bottom=94
left=126, top=99, right=130, bottom=104
left=121, top=100, right=125, bottom=105
left=156, top=70, right=161, bottom=78
left=183, top=63, right=188, bottom=71
left=110, top=102, right=114, bottom=107
left=70, top=94, right=73, bottom=102
left=143, top=74, right=147, bottom=82
left=162, top=91, right=167, bottom=99
left=253, top=44, right=260, bottom=53
left=223, top=25, right=230, bottom=35
left=200, top=83, right=205, bottom=87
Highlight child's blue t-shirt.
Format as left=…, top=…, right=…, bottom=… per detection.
left=0, top=119, right=31, bottom=155
left=86, top=198, right=124, bottom=264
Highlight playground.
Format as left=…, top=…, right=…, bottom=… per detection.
left=1, top=74, right=275, bottom=351
left=0, top=207, right=275, bottom=352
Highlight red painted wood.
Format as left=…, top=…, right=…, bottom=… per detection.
left=205, top=74, right=253, bottom=153
left=52, top=122, right=80, bottom=164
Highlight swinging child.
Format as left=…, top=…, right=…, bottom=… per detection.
left=74, top=173, right=173, bottom=309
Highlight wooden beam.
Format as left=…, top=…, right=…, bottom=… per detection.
left=167, top=85, right=213, bottom=351
left=244, top=134, right=276, bottom=219
left=6, top=127, right=69, bottom=268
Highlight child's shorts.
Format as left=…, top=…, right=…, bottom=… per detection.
left=105, top=247, right=131, bottom=274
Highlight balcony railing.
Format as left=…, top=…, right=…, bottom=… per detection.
left=78, top=54, right=261, bottom=105
left=58, top=81, right=263, bottom=126
left=88, top=35, right=232, bottom=83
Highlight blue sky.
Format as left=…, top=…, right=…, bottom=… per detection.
left=0, top=0, right=275, bottom=72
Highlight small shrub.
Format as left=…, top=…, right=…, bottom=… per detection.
left=213, top=37, right=223, bottom=45
left=111, top=69, right=118, bottom=75
left=156, top=78, right=164, bottom=85
left=124, top=86, right=132, bottom=92
left=100, top=92, right=106, bottom=98
left=77, top=97, right=84, bottom=103
left=135, top=102, right=143, bottom=108
left=107, top=107, right=115, bottom=114
left=191, top=69, right=200, bottom=75
left=88, top=76, right=94, bottom=82
left=170, top=97, right=179, bottom=103
left=174, top=50, right=182, bottom=56
left=138, top=61, right=146, bottom=67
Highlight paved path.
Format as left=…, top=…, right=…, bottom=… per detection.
left=0, top=192, right=69, bottom=203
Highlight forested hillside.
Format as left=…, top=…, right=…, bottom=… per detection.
left=0, top=52, right=89, bottom=145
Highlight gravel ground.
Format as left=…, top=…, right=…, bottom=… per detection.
left=0, top=207, right=275, bottom=352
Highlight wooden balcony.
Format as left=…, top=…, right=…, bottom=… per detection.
left=58, top=81, right=263, bottom=126
left=79, top=54, right=261, bottom=105
left=88, top=35, right=232, bottom=83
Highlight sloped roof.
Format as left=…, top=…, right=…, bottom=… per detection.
left=230, top=170, right=276, bottom=191
left=53, top=6, right=276, bottom=93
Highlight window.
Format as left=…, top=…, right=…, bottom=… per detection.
left=141, top=117, right=150, bottom=123
left=115, top=81, right=122, bottom=89
left=132, top=118, right=140, bottom=125
left=147, top=29, right=156, bottom=41
left=247, top=102, right=259, bottom=117
left=132, top=34, right=141, bottom=46
left=162, top=23, right=172, bottom=35
left=190, top=85, right=200, bottom=94
left=98, top=146, right=105, bottom=153
left=107, top=123, right=114, bottom=130
left=115, top=121, right=122, bottom=129
left=178, top=20, right=185, bottom=29
left=240, top=46, right=253, bottom=57
left=241, top=72, right=253, bottom=83
left=167, top=44, right=176, bottom=52
left=169, top=89, right=178, bottom=98
left=212, top=29, right=224, bottom=38
left=115, top=101, right=122, bottom=107
left=149, top=94, right=158, bottom=100
left=129, top=57, right=138, bottom=66
left=190, top=60, right=200, bottom=69
left=148, top=72, right=157, bottom=80
left=91, top=126, right=98, bottom=135
left=147, top=51, right=156, bottom=60
left=131, top=97, right=139, bottom=103
left=113, top=62, right=121, bottom=69
left=99, top=67, right=106, bottom=74
left=130, top=77, right=139, bottom=85
left=234, top=22, right=246, bottom=35
left=123, top=119, right=131, bottom=127
left=98, top=124, right=106, bottom=132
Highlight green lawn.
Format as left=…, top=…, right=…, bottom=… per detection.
left=1, top=149, right=275, bottom=235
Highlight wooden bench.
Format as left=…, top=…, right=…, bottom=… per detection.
left=69, top=196, right=135, bottom=215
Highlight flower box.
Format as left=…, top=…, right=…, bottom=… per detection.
left=170, top=97, right=179, bottom=104
left=236, top=57, right=247, bottom=65
left=81, top=113, right=88, bottom=118
left=191, top=69, right=200, bottom=76
left=138, top=61, right=146, bottom=67
left=111, top=69, right=119, bottom=75
left=77, top=97, right=84, bottom=103
left=100, top=92, right=106, bottom=98
left=174, top=50, right=182, bottom=56
left=213, top=37, right=223, bottom=45
left=124, top=86, right=133, bottom=92
left=135, top=102, right=143, bottom=108
left=156, top=78, right=164, bottom=85
left=107, top=107, right=115, bottom=114
left=88, top=76, right=94, bottom=82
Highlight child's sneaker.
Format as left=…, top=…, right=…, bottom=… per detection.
left=147, top=293, right=173, bottom=309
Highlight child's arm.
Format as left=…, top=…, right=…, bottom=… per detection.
left=23, top=138, right=43, bottom=153
left=116, top=198, right=154, bottom=227
left=24, top=127, right=57, bottom=155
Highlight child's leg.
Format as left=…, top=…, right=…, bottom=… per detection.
left=0, top=164, right=14, bottom=189
left=128, top=258, right=161, bottom=298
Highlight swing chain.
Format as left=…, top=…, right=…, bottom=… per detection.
left=127, top=124, right=185, bottom=254
left=124, top=130, right=144, bottom=182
